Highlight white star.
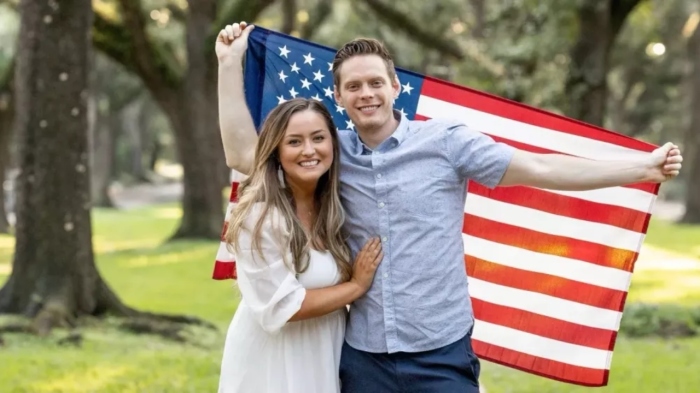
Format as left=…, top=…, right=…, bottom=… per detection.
left=346, top=120, right=355, bottom=130
left=323, top=86, right=334, bottom=97
left=290, top=63, right=300, bottom=73
left=311, top=94, right=322, bottom=101
left=301, top=78, right=312, bottom=90
left=398, top=108, right=407, bottom=117
left=279, top=45, right=290, bottom=58
left=328, top=62, right=333, bottom=71
left=289, top=87, right=299, bottom=98
left=303, top=53, right=315, bottom=65
left=336, top=104, right=345, bottom=114
left=313, top=70, right=324, bottom=82
left=277, top=95, right=286, bottom=104
left=278, top=70, right=288, bottom=82
left=402, top=82, right=414, bottom=95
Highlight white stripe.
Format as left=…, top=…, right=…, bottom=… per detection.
left=463, top=234, right=632, bottom=291
left=216, top=241, right=236, bottom=262
left=538, top=187, right=655, bottom=214
left=465, top=193, right=643, bottom=252
left=468, top=278, right=622, bottom=331
left=225, top=201, right=237, bottom=221
left=472, top=320, right=612, bottom=370
left=417, top=95, right=650, bottom=162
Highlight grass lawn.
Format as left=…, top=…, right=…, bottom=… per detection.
left=0, top=206, right=699, bottom=392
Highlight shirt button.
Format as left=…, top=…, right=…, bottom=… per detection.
left=376, top=173, right=382, bottom=179
left=382, top=236, right=388, bottom=242
left=378, top=202, right=385, bottom=208
left=383, top=273, right=389, bottom=278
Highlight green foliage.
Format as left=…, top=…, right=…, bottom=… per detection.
left=620, top=302, right=700, bottom=338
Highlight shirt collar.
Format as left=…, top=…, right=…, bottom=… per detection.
left=352, top=109, right=409, bottom=155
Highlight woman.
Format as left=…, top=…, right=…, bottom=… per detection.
left=217, top=98, right=384, bottom=393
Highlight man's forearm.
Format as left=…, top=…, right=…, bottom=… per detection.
left=501, top=150, right=651, bottom=191
left=218, top=61, right=258, bottom=175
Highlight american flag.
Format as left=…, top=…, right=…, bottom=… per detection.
left=213, top=26, right=660, bottom=387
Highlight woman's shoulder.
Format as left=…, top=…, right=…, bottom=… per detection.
left=243, top=202, right=289, bottom=233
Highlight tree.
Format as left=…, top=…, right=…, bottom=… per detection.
left=564, top=0, right=644, bottom=126
left=92, top=0, right=277, bottom=239
left=682, top=16, right=700, bottom=223
left=0, top=61, right=12, bottom=233
left=0, top=0, right=207, bottom=336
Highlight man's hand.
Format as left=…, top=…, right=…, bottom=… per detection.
left=215, top=21, right=255, bottom=66
left=645, top=142, right=683, bottom=183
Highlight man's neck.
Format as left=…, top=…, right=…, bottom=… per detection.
left=357, top=115, right=400, bottom=150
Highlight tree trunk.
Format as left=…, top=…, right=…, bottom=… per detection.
left=564, top=0, right=641, bottom=126
left=682, top=23, right=700, bottom=223
left=0, top=77, right=13, bottom=233
left=0, top=0, right=132, bottom=332
left=167, top=0, right=228, bottom=239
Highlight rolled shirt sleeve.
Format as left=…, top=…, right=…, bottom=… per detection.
left=444, top=121, right=515, bottom=188
left=234, top=204, right=306, bottom=334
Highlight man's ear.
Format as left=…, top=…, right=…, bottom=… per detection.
left=334, top=87, right=343, bottom=107
left=393, top=75, right=401, bottom=99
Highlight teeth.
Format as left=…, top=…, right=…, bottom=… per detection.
left=360, top=106, right=378, bottom=112
left=300, top=160, right=319, bottom=167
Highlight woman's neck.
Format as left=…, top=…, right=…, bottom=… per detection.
left=288, top=181, right=317, bottom=231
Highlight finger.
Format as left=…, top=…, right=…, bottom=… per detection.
left=240, top=23, right=256, bottom=39
left=373, top=251, right=384, bottom=264
left=232, top=22, right=242, bottom=37
left=666, top=155, right=683, bottom=164
left=668, top=148, right=681, bottom=156
left=664, top=164, right=682, bottom=172
left=225, top=25, right=234, bottom=40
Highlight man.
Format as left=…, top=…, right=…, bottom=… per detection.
left=215, top=22, right=683, bottom=392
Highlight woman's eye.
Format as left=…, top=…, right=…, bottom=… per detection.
left=313, top=136, right=325, bottom=142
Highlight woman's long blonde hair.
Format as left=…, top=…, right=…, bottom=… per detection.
left=225, top=98, right=352, bottom=282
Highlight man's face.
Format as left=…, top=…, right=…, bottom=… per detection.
left=334, top=54, right=400, bottom=134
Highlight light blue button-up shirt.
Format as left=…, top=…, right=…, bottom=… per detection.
left=338, top=111, right=515, bottom=354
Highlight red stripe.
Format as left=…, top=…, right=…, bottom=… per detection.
left=220, top=221, right=230, bottom=242
left=472, top=340, right=609, bottom=386
left=420, top=77, right=656, bottom=153
left=467, top=257, right=627, bottom=312
left=463, top=215, right=639, bottom=272
left=468, top=183, right=650, bottom=232
left=471, top=298, right=617, bottom=350
left=212, top=260, right=237, bottom=280
left=230, top=182, right=240, bottom=202
left=485, top=135, right=657, bottom=194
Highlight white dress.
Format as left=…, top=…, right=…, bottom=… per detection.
left=218, top=204, right=347, bottom=393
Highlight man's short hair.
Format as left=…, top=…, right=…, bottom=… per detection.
left=332, top=38, right=396, bottom=86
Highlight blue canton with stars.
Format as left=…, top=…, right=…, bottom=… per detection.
left=244, top=27, right=424, bottom=133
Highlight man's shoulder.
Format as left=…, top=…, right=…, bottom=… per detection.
left=408, top=117, right=469, bottom=138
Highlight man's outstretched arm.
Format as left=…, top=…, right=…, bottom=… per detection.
left=498, top=142, right=683, bottom=190
left=216, top=22, right=259, bottom=175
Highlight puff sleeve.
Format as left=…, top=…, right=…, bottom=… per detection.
left=235, top=204, right=306, bottom=334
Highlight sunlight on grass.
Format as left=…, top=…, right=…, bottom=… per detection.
left=629, top=268, right=700, bottom=306
left=29, top=365, right=131, bottom=393
left=645, top=218, right=700, bottom=258
left=480, top=337, right=700, bottom=393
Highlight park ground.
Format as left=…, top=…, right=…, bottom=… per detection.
left=0, top=184, right=699, bottom=393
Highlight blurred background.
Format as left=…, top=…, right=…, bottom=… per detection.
left=0, top=0, right=698, bottom=392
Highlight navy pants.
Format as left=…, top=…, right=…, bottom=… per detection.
left=339, top=332, right=481, bottom=393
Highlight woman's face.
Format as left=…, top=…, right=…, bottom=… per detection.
left=277, top=109, right=334, bottom=189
